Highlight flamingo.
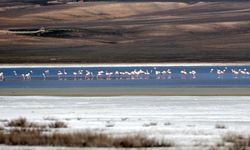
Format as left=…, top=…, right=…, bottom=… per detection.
left=57, top=71, right=63, bottom=79
left=180, top=69, right=187, bottom=79
left=21, top=74, right=25, bottom=80
left=162, top=71, right=167, bottom=74
left=13, top=71, right=17, bottom=77
left=243, top=68, right=250, bottom=75
left=114, top=71, right=120, bottom=79
left=105, top=71, right=113, bottom=80
left=238, top=69, right=245, bottom=75
left=161, top=70, right=168, bottom=79
left=78, top=70, right=83, bottom=77
left=163, top=69, right=172, bottom=79
left=155, top=71, right=161, bottom=79
left=216, top=69, right=225, bottom=78
left=137, top=69, right=144, bottom=79
left=130, top=69, right=138, bottom=80
left=44, top=69, right=49, bottom=75
left=85, top=71, right=90, bottom=80
left=130, top=70, right=137, bottom=80
left=97, top=71, right=104, bottom=79
left=73, top=72, right=77, bottom=79
left=0, top=72, right=4, bottom=81
left=42, top=73, right=46, bottom=80
left=109, top=72, right=113, bottom=79
left=238, top=69, right=250, bottom=78
left=25, top=73, right=31, bottom=80
left=181, top=69, right=187, bottom=75
left=42, top=70, right=49, bottom=79
left=124, top=71, right=130, bottom=79
left=189, top=70, right=197, bottom=79
left=166, top=69, right=172, bottom=79
left=22, top=70, right=32, bottom=80
left=90, top=72, right=94, bottom=80
left=145, top=70, right=150, bottom=79
left=231, top=69, right=239, bottom=78
left=139, top=69, right=148, bottom=79
left=20, top=72, right=31, bottom=80
left=63, top=69, right=67, bottom=78
left=85, top=70, right=93, bottom=80
left=119, top=72, right=125, bottom=79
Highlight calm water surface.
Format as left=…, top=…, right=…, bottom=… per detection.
left=0, top=66, right=250, bottom=88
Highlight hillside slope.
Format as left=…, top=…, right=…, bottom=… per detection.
left=0, top=1, right=250, bottom=63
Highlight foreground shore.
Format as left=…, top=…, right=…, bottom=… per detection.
left=0, top=96, right=250, bottom=149
left=0, top=87, right=250, bottom=96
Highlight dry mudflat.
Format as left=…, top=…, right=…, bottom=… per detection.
left=0, top=1, right=250, bottom=63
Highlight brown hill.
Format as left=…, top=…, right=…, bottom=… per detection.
left=0, top=1, right=250, bottom=63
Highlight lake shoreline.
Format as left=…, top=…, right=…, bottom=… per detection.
left=0, top=87, right=250, bottom=96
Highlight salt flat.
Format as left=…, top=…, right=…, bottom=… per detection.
left=0, top=96, right=250, bottom=149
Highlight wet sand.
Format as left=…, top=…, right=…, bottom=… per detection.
left=0, top=87, right=249, bottom=96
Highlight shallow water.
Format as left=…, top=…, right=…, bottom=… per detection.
left=0, top=66, right=250, bottom=88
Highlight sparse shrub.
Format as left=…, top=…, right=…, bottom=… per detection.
left=121, top=118, right=128, bottom=121
left=49, top=121, right=67, bottom=128
left=143, top=122, right=157, bottom=127
left=65, top=118, right=71, bottom=121
left=7, top=117, right=46, bottom=128
left=164, top=122, right=171, bottom=126
left=143, top=123, right=150, bottom=127
left=7, top=118, right=68, bottom=129
left=105, top=121, right=115, bottom=128
left=216, top=141, right=225, bottom=147
left=0, top=130, right=4, bottom=143
left=4, top=128, right=43, bottom=145
left=105, top=124, right=115, bottom=128
left=215, top=124, right=226, bottom=129
left=43, top=117, right=57, bottom=121
left=112, top=134, right=172, bottom=147
left=223, top=134, right=250, bottom=150
left=7, top=117, right=27, bottom=128
left=149, top=122, right=157, bottom=126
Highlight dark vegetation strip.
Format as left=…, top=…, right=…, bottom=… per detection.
left=0, top=129, right=172, bottom=147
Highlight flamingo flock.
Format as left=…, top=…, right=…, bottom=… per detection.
left=57, top=69, right=166, bottom=80
left=0, top=67, right=249, bottom=81
left=210, top=67, right=250, bottom=78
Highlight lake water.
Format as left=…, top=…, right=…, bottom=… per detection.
left=0, top=65, right=250, bottom=88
